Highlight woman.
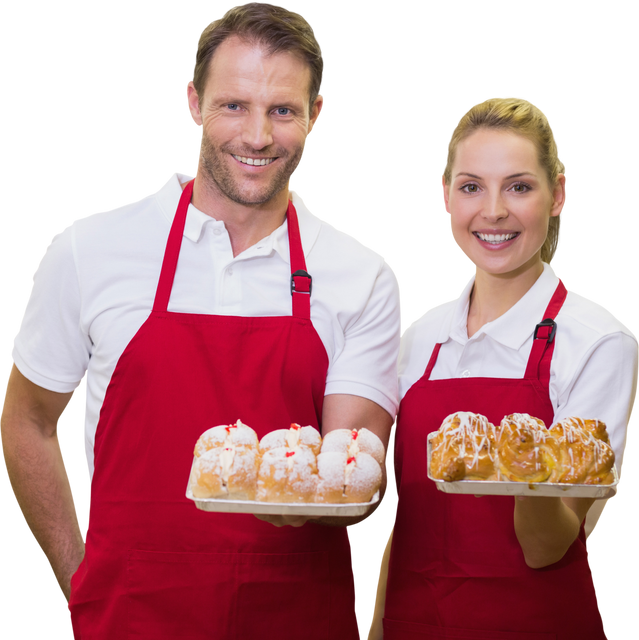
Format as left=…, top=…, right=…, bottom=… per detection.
left=370, top=98, right=637, bottom=640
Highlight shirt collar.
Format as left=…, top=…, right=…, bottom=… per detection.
left=154, top=175, right=321, bottom=258
left=445, top=263, right=561, bottom=350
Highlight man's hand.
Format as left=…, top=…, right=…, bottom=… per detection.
left=253, top=514, right=320, bottom=528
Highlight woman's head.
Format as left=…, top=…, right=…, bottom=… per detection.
left=444, top=98, right=564, bottom=263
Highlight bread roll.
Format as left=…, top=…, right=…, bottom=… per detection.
left=256, top=446, right=318, bottom=503
left=259, top=423, right=322, bottom=456
left=190, top=446, right=260, bottom=500
left=320, top=428, right=385, bottom=466
left=194, top=419, right=259, bottom=457
left=316, top=451, right=382, bottom=503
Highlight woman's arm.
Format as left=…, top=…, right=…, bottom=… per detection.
left=369, top=529, right=393, bottom=640
left=514, top=496, right=594, bottom=568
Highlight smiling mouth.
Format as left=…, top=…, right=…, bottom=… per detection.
left=232, top=154, right=276, bottom=166
left=474, top=232, right=520, bottom=244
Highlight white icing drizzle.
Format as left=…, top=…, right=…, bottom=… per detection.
left=433, top=412, right=496, bottom=471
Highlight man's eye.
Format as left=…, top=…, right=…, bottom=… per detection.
left=275, top=107, right=290, bottom=116
left=227, top=104, right=239, bottom=111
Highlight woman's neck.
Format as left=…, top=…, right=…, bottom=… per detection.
left=467, top=260, right=544, bottom=338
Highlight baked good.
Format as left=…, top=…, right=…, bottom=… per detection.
left=190, top=420, right=261, bottom=499
left=316, top=451, right=382, bottom=503
left=429, top=412, right=498, bottom=481
left=549, top=417, right=615, bottom=484
left=315, top=428, right=384, bottom=503
left=194, top=419, right=259, bottom=457
left=320, top=428, right=385, bottom=466
left=190, top=446, right=260, bottom=500
left=496, top=413, right=561, bottom=483
left=428, top=412, right=616, bottom=486
left=256, top=445, right=318, bottom=502
left=259, top=423, right=322, bottom=456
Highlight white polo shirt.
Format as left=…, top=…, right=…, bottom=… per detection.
left=13, top=174, right=400, bottom=476
left=399, top=263, right=637, bottom=473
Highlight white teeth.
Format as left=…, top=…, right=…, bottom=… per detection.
left=476, top=232, right=518, bottom=244
left=232, top=155, right=274, bottom=166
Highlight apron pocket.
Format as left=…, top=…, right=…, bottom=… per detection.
left=127, top=549, right=330, bottom=640
left=383, top=618, right=556, bottom=640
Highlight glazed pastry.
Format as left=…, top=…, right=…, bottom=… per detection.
left=429, top=412, right=498, bottom=481
left=549, top=417, right=615, bottom=484
left=496, top=413, right=560, bottom=483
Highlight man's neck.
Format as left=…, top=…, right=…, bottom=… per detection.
left=186, top=174, right=290, bottom=258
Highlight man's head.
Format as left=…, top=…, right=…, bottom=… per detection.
left=193, top=3, right=323, bottom=115
left=187, top=4, right=324, bottom=208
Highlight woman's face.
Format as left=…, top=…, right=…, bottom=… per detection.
left=444, top=129, right=565, bottom=280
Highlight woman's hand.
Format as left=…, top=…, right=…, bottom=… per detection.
left=513, top=496, right=595, bottom=568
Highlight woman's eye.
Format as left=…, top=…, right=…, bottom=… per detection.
left=462, top=184, right=479, bottom=193
left=511, top=182, right=531, bottom=193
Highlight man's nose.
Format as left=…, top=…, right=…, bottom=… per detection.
left=241, top=112, right=273, bottom=151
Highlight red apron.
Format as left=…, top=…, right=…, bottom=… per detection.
left=384, top=282, right=607, bottom=640
left=68, top=182, right=359, bottom=639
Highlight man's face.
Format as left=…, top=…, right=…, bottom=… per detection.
left=188, top=36, right=322, bottom=207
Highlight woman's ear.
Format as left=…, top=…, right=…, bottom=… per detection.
left=443, top=175, right=451, bottom=214
left=550, top=174, right=566, bottom=218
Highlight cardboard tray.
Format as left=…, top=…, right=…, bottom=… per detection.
left=427, top=435, right=618, bottom=499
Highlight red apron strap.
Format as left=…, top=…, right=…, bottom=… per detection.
left=424, top=343, right=443, bottom=381
left=524, top=280, right=568, bottom=386
left=153, top=180, right=194, bottom=313
left=287, top=200, right=312, bottom=320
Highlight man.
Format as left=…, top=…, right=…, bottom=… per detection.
left=1, top=4, right=399, bottom=638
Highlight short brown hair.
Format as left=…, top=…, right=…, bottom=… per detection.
left=193, top=3, right=323, bottom=113
left=444, top=98, right=565, bottom=263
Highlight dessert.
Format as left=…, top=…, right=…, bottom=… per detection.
left=549, top=417, right=615, bottom=485
left=259, top=423, right=322, bottom=456
left=190, top=420, right=261, bottom=499
left=428, top=412, right=616, bottom=485
left=496, top=413, right=561, bottom=483
left=189, top=421, right=385, bottom=505
left=429, top=412, right=498, bottom=481
left=256, top=445, right=319, bottom=502
left=316, top=428, right=384, bottom=503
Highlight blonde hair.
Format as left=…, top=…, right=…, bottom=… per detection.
left=443, top=98, right=564, bottom=263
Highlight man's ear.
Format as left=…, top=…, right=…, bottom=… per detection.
left=187, top=82, right=203, bottom=126
left=307, top=95, right=323, bottom=134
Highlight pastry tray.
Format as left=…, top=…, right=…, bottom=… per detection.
left=427, top=435, right=618, bottom=499
left=186, top=487, right=379, bottom=516
left=186, top=453, right=380, bottom=516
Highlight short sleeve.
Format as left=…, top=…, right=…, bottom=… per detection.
left=12, top=225, right=91, bottom=392
left=324, top=260, right=400, bottom=418
left=553, top=331, right=638, bottom=475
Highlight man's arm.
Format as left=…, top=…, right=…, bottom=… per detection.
left=255, top=393, right=393, bottom=527
left=1, top=365, right=84, bottom=601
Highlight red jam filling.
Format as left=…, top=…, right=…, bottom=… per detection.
left=285, top=451, right=296, bottom=458
left=290, top=423, right=301, bottom=430
left=347, top=456, right=356, bottom=465
left=351, top=430, right=358, bottom=441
